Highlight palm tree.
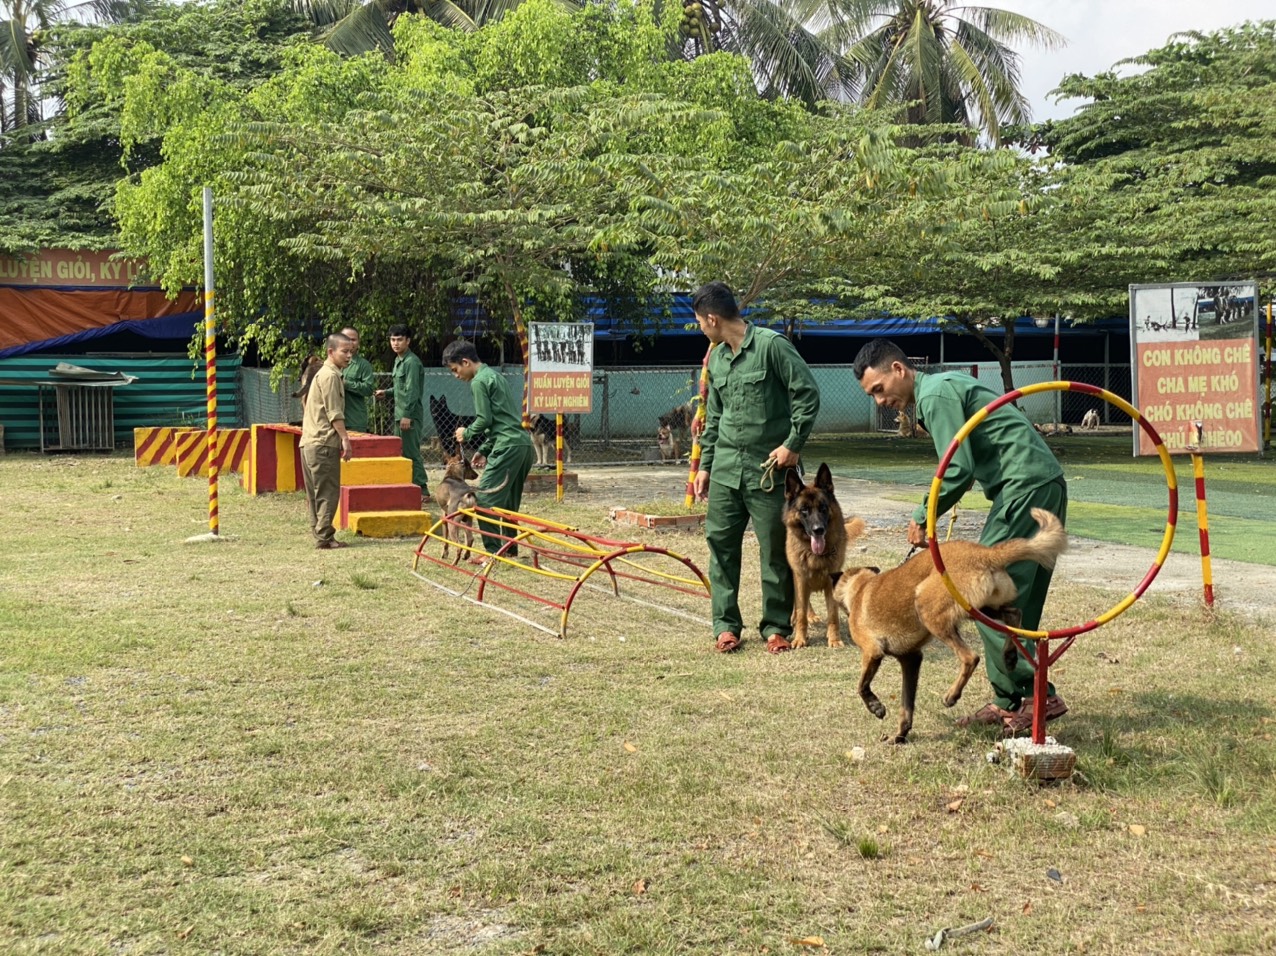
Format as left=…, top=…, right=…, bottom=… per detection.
left=291, top=1, right=578, bottom=57
left=671, top=0, right=861, bottom=106
left=0, top=0, right=155, bottom=134
left=835, top=1, right=1063, bottom=144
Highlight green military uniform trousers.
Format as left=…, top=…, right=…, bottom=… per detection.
left=976, top=476, right=1068, bottom=709
left=400, top=422, right=428, bottom=496
left=705, top=473, right=792, bottom=641
left=475, top=441, right=534, bottom=555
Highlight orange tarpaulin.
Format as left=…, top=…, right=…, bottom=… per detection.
left=0, top=287, right=202, bottom=352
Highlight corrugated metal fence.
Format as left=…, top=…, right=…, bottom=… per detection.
left=0, top=354, right=241, bottom=450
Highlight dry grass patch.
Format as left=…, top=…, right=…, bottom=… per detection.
left=1, top=453, right=1274, bottom=954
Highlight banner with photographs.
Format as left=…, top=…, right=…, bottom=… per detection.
left=528, top=322, right=594, bottom=414
left=1129, top=282, right=1260, bottom=455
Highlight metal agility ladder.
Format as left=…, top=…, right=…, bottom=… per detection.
left=411, top=506, right=711, bottom=639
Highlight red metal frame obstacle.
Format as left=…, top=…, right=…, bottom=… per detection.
left=411, top=506, right=711, bottom=638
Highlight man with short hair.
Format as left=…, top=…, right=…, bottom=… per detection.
left=300, top=333, right=355, bottom=549
left=691, top=281, right=821, bottom=655
left=374, top=323, right=428, bottom=497
left=852, top=338, right=1069, bottom=735
left=443, top=338, right=534, bottom=560
left=340, top=326, right=375, bottom=433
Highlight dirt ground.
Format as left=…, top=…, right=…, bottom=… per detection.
left=566, top=464, right=1276, bottom=621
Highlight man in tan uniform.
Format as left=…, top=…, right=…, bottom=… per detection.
left=300, top=333, right=355, bottom=549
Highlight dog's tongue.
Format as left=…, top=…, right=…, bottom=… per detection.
left=810, top=535, right=826, bottom=556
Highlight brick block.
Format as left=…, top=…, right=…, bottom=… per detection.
left=338, top=484, right=423, bottom=529
left=340, top=456, right=413, bottom=486
left=348, top=510, right=433, bottom=538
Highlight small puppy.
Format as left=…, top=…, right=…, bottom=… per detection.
left=656, top=425, right=680, bottom=463
left=1081, top=409, right=1100, bottom=430
left=833, top=509, right=1068, bottom=743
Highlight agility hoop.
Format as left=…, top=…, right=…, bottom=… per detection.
left=926, top=381, right=1178, bottom=641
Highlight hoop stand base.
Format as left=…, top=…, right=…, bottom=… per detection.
left=990, top=736, right=1076, bottom=783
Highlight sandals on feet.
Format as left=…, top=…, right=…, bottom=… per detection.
left=1001, top=695, right=1069, bottom=736
left=956, top=702, right=1016, bottom=729
left=765, top=634, right=792, bottom=655
left=715, top=632, right=742, bottom=654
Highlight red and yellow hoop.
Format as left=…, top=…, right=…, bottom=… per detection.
left=926, top=381, right=1178, bottom=640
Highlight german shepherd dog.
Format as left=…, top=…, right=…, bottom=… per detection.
left=832, top=508, right=1068, bottom=743
left=429, top=394, right=477, bottom=458
left=432, top=456, right=510, bottom=563
left=529, top=414, right=572, bottom=467
left=659, top=400, right=696, bottom=450
left=783, top=463, right=855, bottom=649
left=433, top=456, right=480, bottom=563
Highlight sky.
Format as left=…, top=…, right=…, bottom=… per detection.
left=991, top=1, right=1272, bottom=121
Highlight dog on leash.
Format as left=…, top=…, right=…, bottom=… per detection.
left=1081, top=408, right=1100, bottom=431
left=529, top=414, right=572, bottom=467
left=433, top=456, right=480, bottom=563
left=429, top=395, right=477, bottom=457
left=783, top=463, right=862, bottom=650
left=832, top=508, right=1068, bottom=744
left=656, top=425, right=680, bottom=463
left=433, top=456, right=510, bottom=562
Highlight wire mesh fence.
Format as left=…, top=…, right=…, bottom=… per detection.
left=240, top=359, right=1138, bottom=464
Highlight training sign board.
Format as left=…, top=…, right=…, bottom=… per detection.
left=528, top=322, right=594, bottom=414
left=1129, top=281, right=1261, bottom=456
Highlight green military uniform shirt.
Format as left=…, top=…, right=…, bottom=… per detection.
left=342, top=353, right=375, bottom=433
left=461, top=364, right=532, bottom=456
left=392, top=350, right=425, bottom=426
left=700, top=324, right=820, bottom=487
left=912, top=370, right=1064, bottom=525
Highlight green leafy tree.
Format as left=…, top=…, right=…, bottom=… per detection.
left=1038, top=20, right=1276, bottom=308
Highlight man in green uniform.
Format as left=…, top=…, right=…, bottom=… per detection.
left=340, top=326, right=375, bottom=434
left=691, top=281, right=821, bottom=655
left=443, top=339, right=534, bottom=560
left=300, top=333, right=355, bottom=549
left=374, top=323, right=428, bottom=497
left=852, top=338, right=1069, bottom=735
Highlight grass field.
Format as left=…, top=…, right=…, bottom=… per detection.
left=2, top=451, right=1275, bottom=955
left=805, top=434, right=1276, bottom=566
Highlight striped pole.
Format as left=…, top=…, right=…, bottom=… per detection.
left=683, top=344, right=714, bottom=507
left=555, top=413, right=564, bottom=502
left=1188, top=422, right=1215, bottom=608
left=1265, top=303, right=1272, bottom=449
left=202, top=187, right=219, bottom=536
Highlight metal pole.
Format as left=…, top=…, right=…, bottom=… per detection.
left=203, top=187, right=219, bottom=536
left=1052, top=313, right=1061, bottom=429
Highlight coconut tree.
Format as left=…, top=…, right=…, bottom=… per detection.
left=671, top=0, right=865, bottom=106
left=835, top=1, right=1063, bottom=144
left=0, top=0, right=155, bottom=133
left=291, top=0, right=579, bottom=57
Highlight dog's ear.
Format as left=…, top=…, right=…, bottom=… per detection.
left=815, top=462, right=833, bottom=492
left=784, top=467, right=803, bottom=498
left=868, top=566, right=881, bottom=575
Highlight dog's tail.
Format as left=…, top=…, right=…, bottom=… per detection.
left=844, top=516, right=867, bottom=544
left=989, top=508, right=1067, bottom=569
